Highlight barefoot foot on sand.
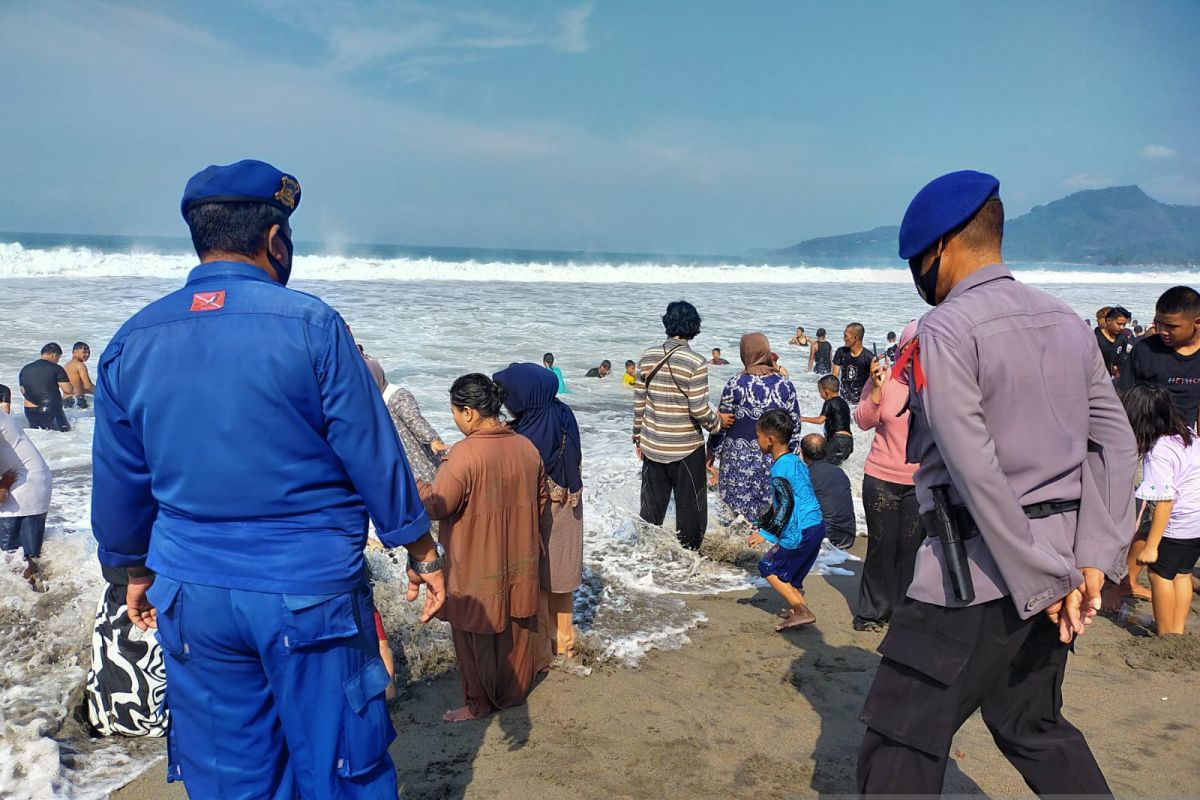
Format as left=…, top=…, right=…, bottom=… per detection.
left=776, top=611, right=816, bottom=631
left=1101, top=582, right=1148, bottom=613
left=443, top=707, right=486, bottom=723
left=776, top=608, right=794, bottom=620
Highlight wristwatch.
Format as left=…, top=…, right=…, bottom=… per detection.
left=409, top=543, right=445, bottom=574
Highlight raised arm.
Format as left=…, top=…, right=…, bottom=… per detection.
left=391, top=387, right=443, bottom=446
left=418, top=450, right=469, bottom=520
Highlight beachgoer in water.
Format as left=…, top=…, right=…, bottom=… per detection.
left=802, top=375, right=854, bottom=466
left=832, top=323, right=875, bottom=405
left=788, top=326, right=810, bottom=347
left=707, top=333, right=802, bottom=521
left=746, top=409, right=826, bottom=631
left=633, top=301, right=727, bottom=550
left=709, top=348, right=730, bottom=365
left=0, top=410, right=52, bottom=587
left=851, top=321, right=921, bottom=632
left=884, top=331, right=898, bottom=363
left=19, top=343, right=73, bottom=431
left=64, top=342, right=95, bottom=409
left=622, top=359, right=637, bottom=386
left=384, top=383, right=448, bottom=485
left=0, top=384, right=9, bottom=415
left=770, top=351, right=790, bottom=379
left=543, top=352, right=568, bottom=394
left=809, top=328, right=832, bottom=374
left=799, top=434, right=856, bottom=548
left=418, top=374, right=545, bottom=722
left=1095, top=305, right=1133, bottom=378
left=494, top=362, right=585, bottom=667
left=585, top=360, right=612, bottom=378
left=1122, top=383, right=1200, bottom=635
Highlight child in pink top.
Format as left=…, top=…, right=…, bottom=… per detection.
left=850, top=321, right=921, bottom=632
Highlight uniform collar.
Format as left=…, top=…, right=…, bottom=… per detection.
left=942, top=262, right=1012, bottom=304
left=186, top=260, right=278, bottom=286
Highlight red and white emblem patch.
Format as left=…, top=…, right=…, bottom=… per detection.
left=190, top=290, right=226, bottom=312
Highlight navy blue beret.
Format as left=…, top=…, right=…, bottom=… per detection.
left=181, top=159, right=301, bottom=220
left=898, top=170, right=999, bottom=260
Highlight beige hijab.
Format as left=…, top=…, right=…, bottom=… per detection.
left=739, top=332, right=777, bottom=376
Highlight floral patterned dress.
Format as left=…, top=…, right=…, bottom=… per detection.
left=708, top=373, right=804, bottom=521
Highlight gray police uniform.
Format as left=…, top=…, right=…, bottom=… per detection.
left=856, top=263, right=1136, bottom=794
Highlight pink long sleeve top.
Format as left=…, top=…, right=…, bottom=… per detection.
left=854, top=377, right=917, bottom=485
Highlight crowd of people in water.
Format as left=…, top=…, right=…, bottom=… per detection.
left=2, top=287, right=1198, bottom=741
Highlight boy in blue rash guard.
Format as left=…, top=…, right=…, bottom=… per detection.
left=747, top=408, right=827, bottom=631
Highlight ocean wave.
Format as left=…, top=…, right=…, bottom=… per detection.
left=0, top=242, right=1195, bottom=284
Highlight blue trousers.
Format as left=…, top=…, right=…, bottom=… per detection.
left=147, top=578, right=397, bottom=799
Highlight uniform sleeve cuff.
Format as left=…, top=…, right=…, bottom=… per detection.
left=96, top=547, right=147, bottom=569
left=377, top=512, right=432, bottom=548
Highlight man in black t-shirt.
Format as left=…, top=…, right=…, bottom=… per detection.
left=800, top=434, right=856, bottom=547
left=585, top=360, right=612, bottom=378
left=1118, top=287, right=1200, bottom=428
left=18, top=343, right=73, bottom=431
left=1094, top=305, right=1133, bottom=378
left=802, top=375, right=855, bottom=465
left=832, top=322, right=876, bottom=404
left=809, top=328, right=833, bottom=374
left=0, top=383, right=10, bottom=415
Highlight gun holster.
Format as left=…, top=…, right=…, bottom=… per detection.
left=921, top=485, right=976, bottom=603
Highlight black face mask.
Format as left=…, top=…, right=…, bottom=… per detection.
left=908, top=250, right=941, bottom=306
left=268, top=231, right=294, bottom=286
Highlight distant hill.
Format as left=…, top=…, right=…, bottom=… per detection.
left=778, top=185, right=1200, bottom=265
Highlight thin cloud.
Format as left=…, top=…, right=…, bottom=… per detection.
left=1142, top=144, right=1177, bottom=160
left=558, top=5, right=592, bottom=53
left=1062, top=173, right=1115, bottom=191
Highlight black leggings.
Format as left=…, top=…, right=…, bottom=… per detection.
left=25, top=406, right=69, bottom=432
left=639, top=446, right=708, bottom=550
left=855, top=475, right=922, bottom=625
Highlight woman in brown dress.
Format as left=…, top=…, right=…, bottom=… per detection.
left=418, top=374, right=547, bottom=722
left=493, top=362, right=584, bottom=666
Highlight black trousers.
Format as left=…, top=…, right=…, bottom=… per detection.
left=640, top=446, right=708, bottom=550
left=855, top=475, right=922, bottom=625
left=25, top=405, right=69, bottom=431
left=857, top=598, right=1110, bottom=797
left=826, top=433, right=854, bottom=466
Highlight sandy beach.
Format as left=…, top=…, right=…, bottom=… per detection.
left=113, top=536, right=1200, bottom=800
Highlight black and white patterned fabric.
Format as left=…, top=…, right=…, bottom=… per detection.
left=85, top=582, right=168, bottom=737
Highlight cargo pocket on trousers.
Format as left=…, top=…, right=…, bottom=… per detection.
left=337, top=658, right=396, bottom=778
left=146, top=576, right=186, bottom=659
left=280, top=592, right=359, bottom=652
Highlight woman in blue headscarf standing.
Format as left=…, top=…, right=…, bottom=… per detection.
left=493, top=362, right=584, bottom=666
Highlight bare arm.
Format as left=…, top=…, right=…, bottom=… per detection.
left=1137, top=500, right=1173, bottom=565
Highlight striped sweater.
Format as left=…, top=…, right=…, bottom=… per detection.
left=632, top=339, right=721, bottom=463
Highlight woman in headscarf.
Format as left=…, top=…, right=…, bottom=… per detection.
left=417, top=374, right=546, bottom=722
left=383, top=383, right=447, bottom=484
left=851, top=320, right=920, bottom=632
left=707, top=333, right=804, bottom=521
left=493, top=362, right=584, bottom=666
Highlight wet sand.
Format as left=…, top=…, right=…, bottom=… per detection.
left=113, top=541, right=1200, bottom=799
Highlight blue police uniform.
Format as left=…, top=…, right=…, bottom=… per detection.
left=91, top=161, right=429, bottom=798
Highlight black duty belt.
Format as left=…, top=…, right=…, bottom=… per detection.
left=925, top=500, right=1081, bottom=541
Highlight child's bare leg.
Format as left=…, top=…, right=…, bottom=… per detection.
left=1149, top=572, right=1178, bottom=635
left=767, top=575, right=815, bottom=629
left=379, top=638, right=397, bottom=701
left=1171, top=574, right=1193, bottom=635
left=1126, top=538, right=1152, bottom=600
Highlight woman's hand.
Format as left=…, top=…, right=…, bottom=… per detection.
left=718, top=411, right=735, bottom=429
left=1137, top=547, right=1159, bottom=566
left=430, top=439, right=448, bottom=455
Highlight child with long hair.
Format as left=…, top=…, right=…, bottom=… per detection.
left=1121, top=383, right=1200, bottom=635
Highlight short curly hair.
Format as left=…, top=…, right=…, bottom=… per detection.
left=662, top=301, right=701, bottom=340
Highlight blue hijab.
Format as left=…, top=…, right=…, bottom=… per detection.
left=493, top=362, right=583, bottom=493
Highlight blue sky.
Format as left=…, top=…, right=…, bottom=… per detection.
left=1, top=0, right=1198, bottom=253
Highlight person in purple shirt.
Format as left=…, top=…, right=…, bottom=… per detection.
left=856, top=171, right=1136, bottom=796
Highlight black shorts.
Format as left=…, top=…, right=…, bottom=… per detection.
left=825, top=434, right=854, bottom=466
left=25, top=406, right=70, bottom=432
left=1148, top=538, right=1200, bottom=579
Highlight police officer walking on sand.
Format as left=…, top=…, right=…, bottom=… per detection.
left=92, top=160, right=445, bottom=799
left=856, top=171, right=1137, bottom=796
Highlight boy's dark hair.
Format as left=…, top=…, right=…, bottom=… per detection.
left=816, top=327, right=826, bottom=338
left=886, top=331, right=896, bottom=341
left=1105, top=306, right=1131, bottom=321
left=450, top=373, right=507, bottom=419
left=625, top=359, right=636, bottom=368
left=818, top=374, right=840, bottom=393
left=543, top=352, right=555, bottom=366
left=756, top=408, right=794, bottom=443
left=1134, top=325, right=1144, bottom=334
left=846, top=322, right=865, bottom=341
left=662, top=301, right=702, bottom=340
left=73, top=341, right=89, bottom=351
left=1155, top=286, right=1200, bottom=317
left=185, top=201, right=288, bottom=259
left=800, top=433, right=827, bottom=461
left=601, top=359, right=611, bottom=368
left=41, top=342, right=62, bottom=357
left=1121, top=383, right=1193, bottom=457
left=712, top=348, right=721, bottom=354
